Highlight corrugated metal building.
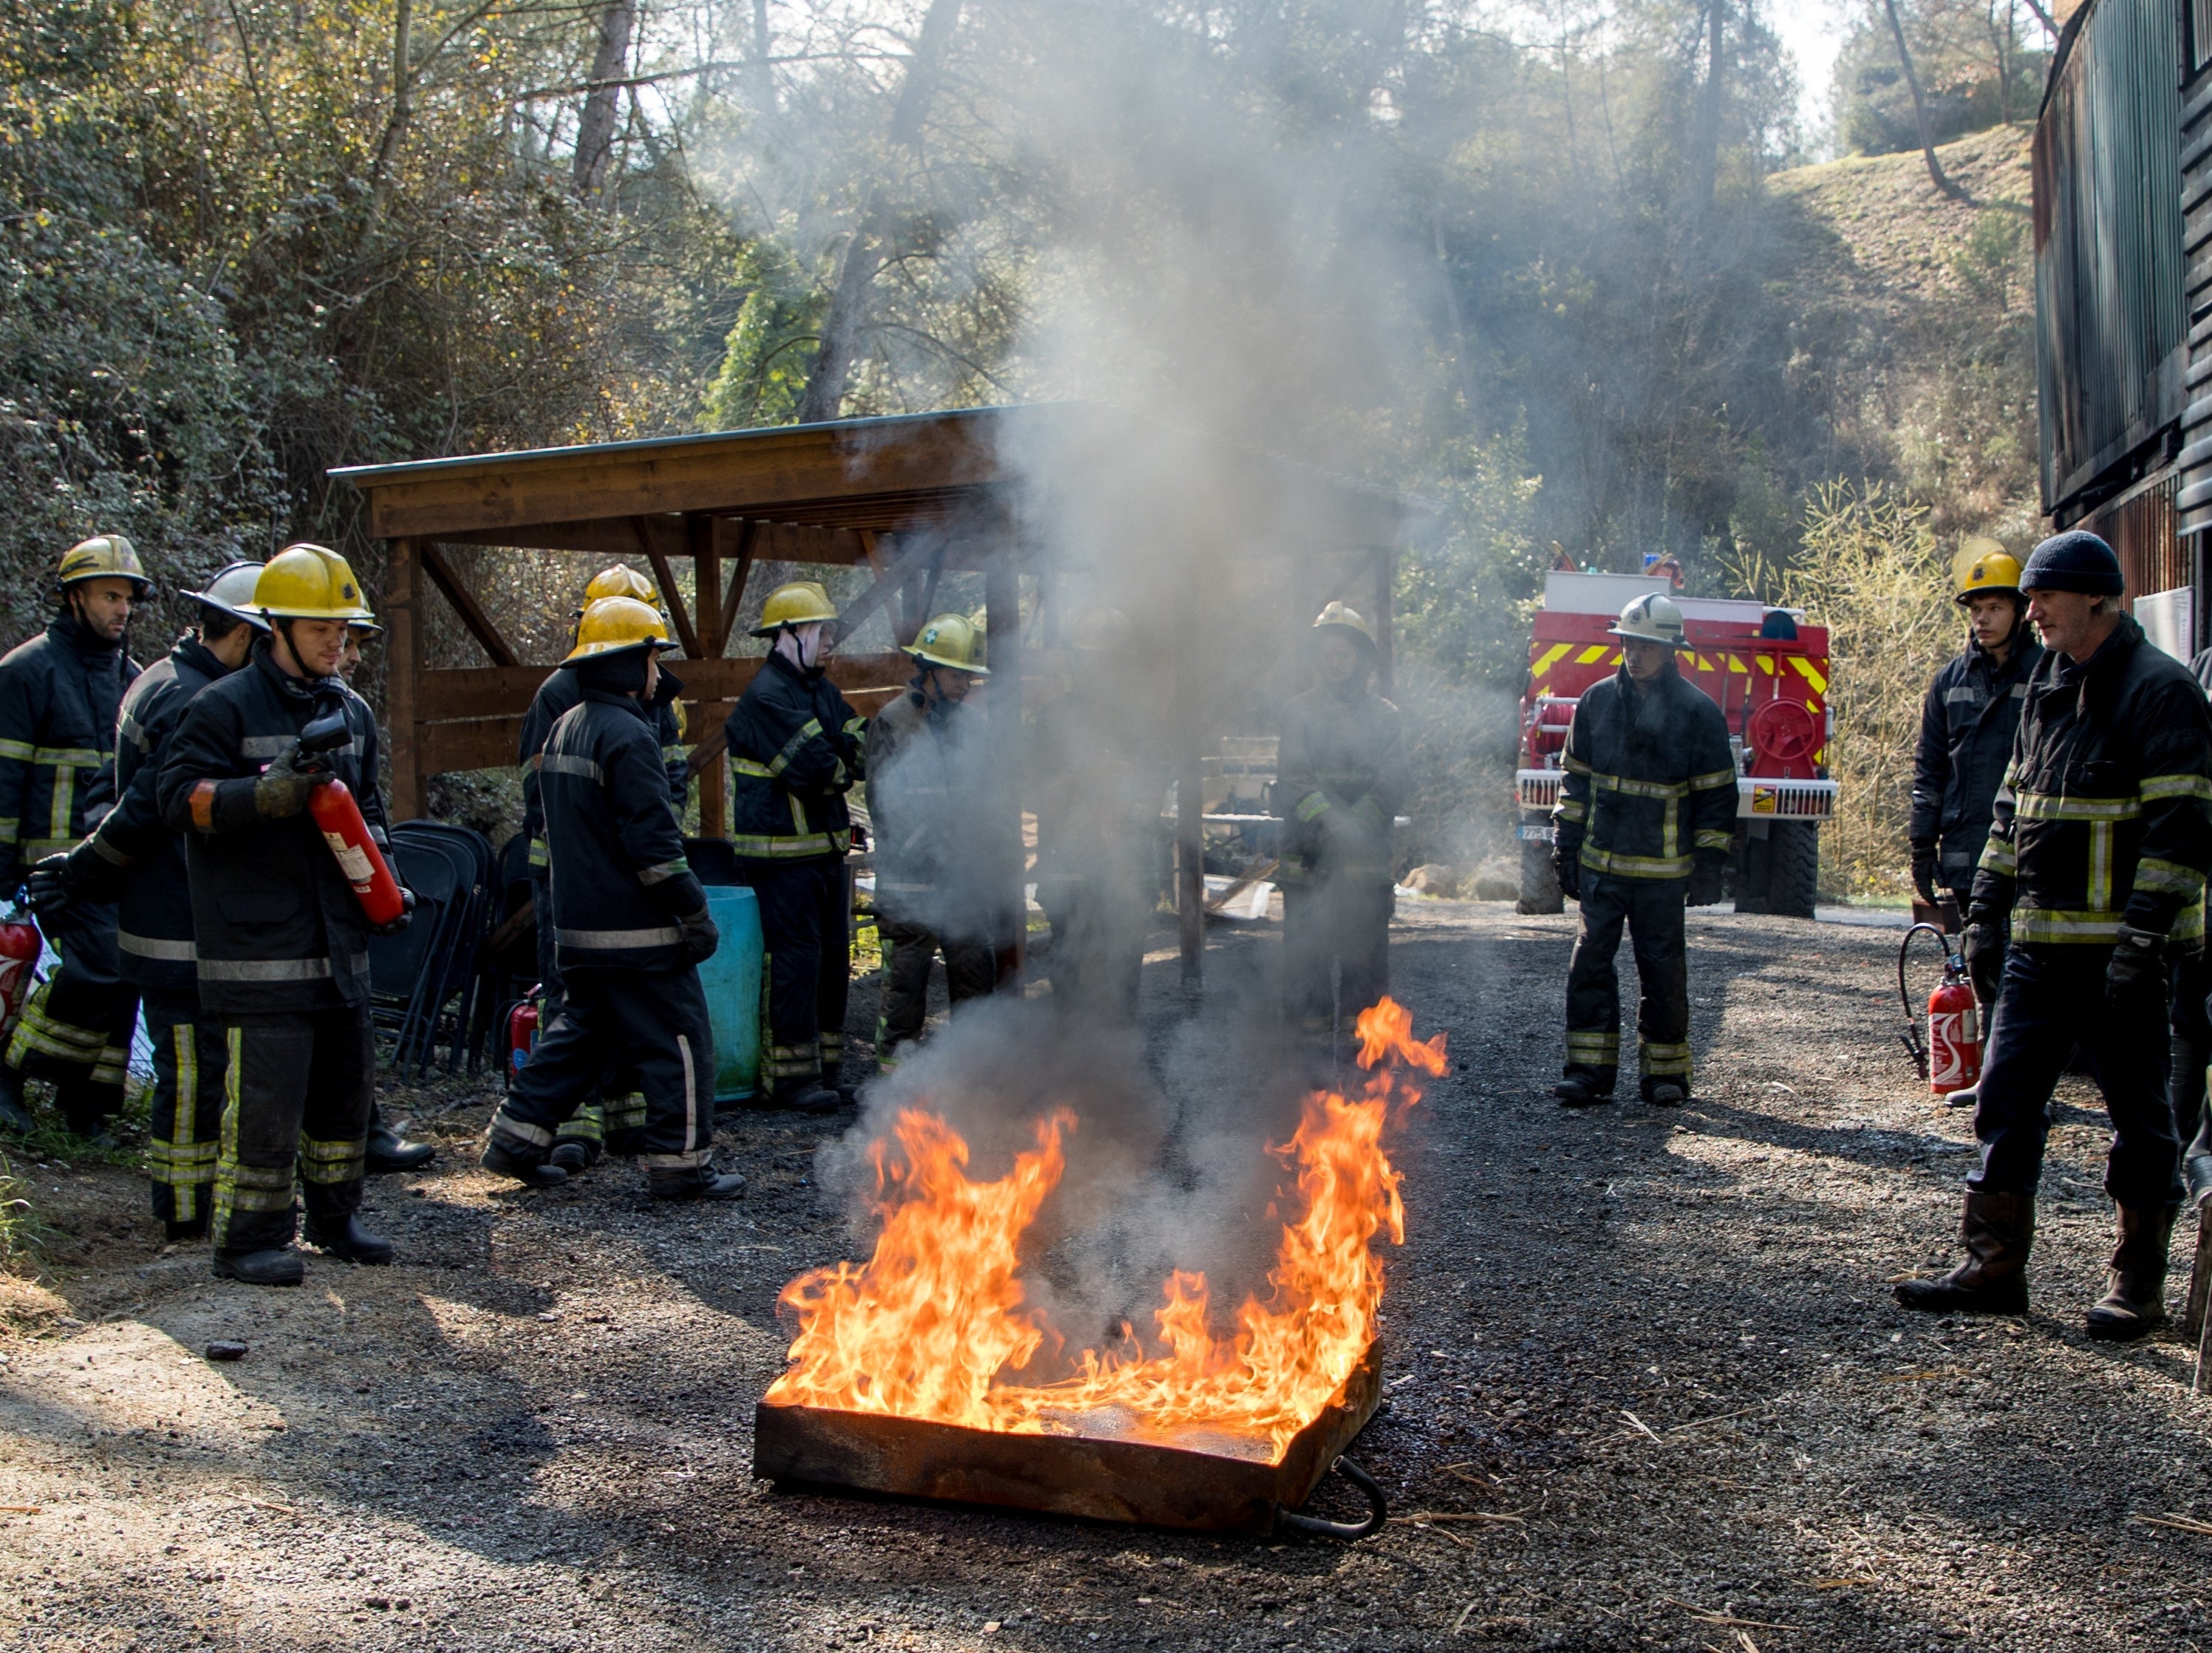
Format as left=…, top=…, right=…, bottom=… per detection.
left=2036, top=0, right=2201, bottom=636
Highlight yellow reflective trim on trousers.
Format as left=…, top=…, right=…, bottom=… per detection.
left=2089, top=822, right=2112, bottom=913
left=2178, top=902, right=2208, bottom=944
left=2136, top=857, right=2206, bottom=898
left=1579, top=847, right=1693, bottom=879
left=556, top=1102, right=606, bottom=1145
left=1294, top=791, right=1331, bottom=822
left=1566, top=1031, right=1620, bottom=1063
left=2013, top=791, right=2142, bottom=822
left=1641, top=1040, right=1693, bottom=1077
left=298, top=1136, right=364, bottom=1185
left=2143, top=773, right=2212, bottom=803
left=528, top=837, right=548, bottom=870
left=1689, top=768, right=1738, bottom=791
left=605, top=1093, right=647, bottom=1131
left=2012, top=907, right=2126, bottom=944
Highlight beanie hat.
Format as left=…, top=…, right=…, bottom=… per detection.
left=2018, top=530, right=2124, bottom=597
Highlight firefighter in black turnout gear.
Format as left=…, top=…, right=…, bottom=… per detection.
left=1910, top=539, right=2043, bottom=917
left=1277, top=603, right=1406, bottom=1056
left=726, top=581, right=866, bottom=1111
left=156, top=545, right=414, bottom=1286
left=30, top=565, right=262, bottom=1233
left=0, top=536, right=147, bottom=1139
left=2177, top=643, right=2212, bottom=1204
left=515, top=565, right=689, bottom=1172
left=1552, top=593, right=1736, bottom=1108
left=484, top=597, right=738, bottom=1199
left=866, top=612, right=1003, bottom=1066
left=1898, top=531, right=2212, bottom=1339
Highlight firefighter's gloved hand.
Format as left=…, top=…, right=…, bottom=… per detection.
left=372, top=886, right=415, bottom=937
left=2106, top=925, right=2166, bottom=1012
left=1686, top=851, right=1727, bottom=907
left=253, top=746, right=328, bottom=819
left=1910, top=839, right=1939, bottom=904
left=25, top=853, right=69, bottom=921
left=1960, top=916, right=2007, bottom=1007
left=677, top=907, right=720, bottom=967
left=1552, top=849, right=1580, bottom=901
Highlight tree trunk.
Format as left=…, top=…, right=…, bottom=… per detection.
left=1882, top=0, right=1964, bottom=200
left=367, top=0, right=415, bottom=217
left=751, top=0, right=774, bottom=118
left=573, top=0, right=637, bottom=200
left=797, top=0, right=964, bottom=425
left=1692, top=0, right=1724, bottom=214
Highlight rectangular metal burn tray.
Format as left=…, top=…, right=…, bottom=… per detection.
left=754, top=1343, right=1382, bottom=1536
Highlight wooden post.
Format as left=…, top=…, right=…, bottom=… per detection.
left=1371, top=545, right=1394, bottom=700
left=690, top=514, right=727, bottom=841
left=384, top=536, right=423, bottom=822
left=1175, top=644, right=1204, bottom=986
left=986, top=555, right=1025, bottom=986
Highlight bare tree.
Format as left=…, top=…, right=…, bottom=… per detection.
left=1691, top=0, right=1724, bottom=214
left=574, top=0, right=637, bottom=198
left=1881, top=0, right=1964, bottom=199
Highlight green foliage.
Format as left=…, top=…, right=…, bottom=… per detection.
left=1833, top=0, right=2048, bottom=157
left=703, top=242, right=828, bottom=430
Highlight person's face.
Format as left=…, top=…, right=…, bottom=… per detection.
left=71, top=578, right=136, bottom=641
left=339, top=631, right=364, bottom=679
left=1622, top=638, right=1671, bottom=683
left=799, top=622, right=834, bottom=668
left=1966, top=592, right=2018, bottom=652
left=275, top=616, right=348, bottom=678
left=928, top=666, right=974, bottom=703
left=643, top=650, right=660, bottom=699
left=1317, top=632, right=1361, bottom=685
left=2024, top=587, right=2104, bottom=659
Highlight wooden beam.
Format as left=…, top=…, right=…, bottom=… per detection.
left=717, top=519, right=757, bottom=655
left=385, top=538, right=423, bottom=822
left=690, top=514, right=726, bottom=841
left=986, top=558, right=1025, bottom=988
left=417, top=542, right=520, bottom=668
left=633, top=516, right=702, bottom=658
left=836, top=534, right=960, bottom=649
left=679, top=652, right=918, bottom=780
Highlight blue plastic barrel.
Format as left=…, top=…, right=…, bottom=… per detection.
left=700, top=885, right=764, bottom=1101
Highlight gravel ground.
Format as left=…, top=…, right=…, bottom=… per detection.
left=4, top=897, right=2212, bottom=1652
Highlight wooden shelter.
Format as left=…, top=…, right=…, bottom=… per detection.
left=332, top=403, right=1410, bottom=978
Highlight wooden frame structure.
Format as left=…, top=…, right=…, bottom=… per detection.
left=332, top=403, right=1409, bottom=979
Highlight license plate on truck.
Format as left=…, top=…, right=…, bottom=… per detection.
left=1518, top=822, right=1554, bottom=843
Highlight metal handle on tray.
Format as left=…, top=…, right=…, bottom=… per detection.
left=1275, top=1454, right=1387, bottom=1540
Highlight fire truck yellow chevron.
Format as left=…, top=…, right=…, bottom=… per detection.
left=1789, top=655, right=1828, bottom=692
left=1529, top=643, right=1571, bottom=680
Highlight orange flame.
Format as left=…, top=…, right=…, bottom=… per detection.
left=763, top=997, right=1443, bottom=1461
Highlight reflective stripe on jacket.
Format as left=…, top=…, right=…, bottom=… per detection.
left=1909, top=635, right=2043, bottom=884
left=1973, top=615, right=2212, bottom=945
left=1275, top=681, right=1405, bottom=888
left=519, top=664, right=688, bottom=871
left=1552, top=660, right=1735, bottom=881
left=0, top=616, right=138, bottom=885
left=542, top=689, right=709, bottom=972
left=154, top=642, right=380, bottom=1012
left=725, top=650, right=864, bottom=862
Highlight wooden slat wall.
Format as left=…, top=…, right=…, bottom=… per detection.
left=2080, top=471, right=2185, bottom=601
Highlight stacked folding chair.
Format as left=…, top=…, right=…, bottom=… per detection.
left=367, top=821, right=495, bottom=1081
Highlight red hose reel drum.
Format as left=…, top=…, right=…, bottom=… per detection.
left=1747, top=698, right=1818, bottom=768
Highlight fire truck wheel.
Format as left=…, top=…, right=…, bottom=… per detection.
left=1517, top=835, right=1564, bottom=915
left=1766, top=820, right=1819, bottom=919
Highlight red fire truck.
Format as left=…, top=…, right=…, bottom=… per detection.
left=1515, top=571, right=1837, bottom=918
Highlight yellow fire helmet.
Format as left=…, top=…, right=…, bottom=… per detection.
left=751, top=579, right=839, bottom=637
left=907, top=612, right=990, bottom=675
left=584, top=562, right=660, bottom=605
left=58, top=534, right=151, bottom=593
left=1953, top=536, right=2022, bottom=604
left=1311, top=600, right=1376, bottom=646
left=564, top=595, right=676, bottom=664
left=254, top=543, right=375, bottom=622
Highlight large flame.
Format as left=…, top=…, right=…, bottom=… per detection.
left=765, top=997, right=1445, bottom=1460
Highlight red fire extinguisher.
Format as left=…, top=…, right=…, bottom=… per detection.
left=1899, top=922, right=1981, bottom=1097
left=0, top=900, right=42, bottom=1049
left=307, top=780, right=406, bottom=928
left=507, top=996, right=540, bottom=1090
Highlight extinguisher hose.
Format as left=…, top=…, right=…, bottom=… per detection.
left=1897, top=921, right=1950, bottom=1081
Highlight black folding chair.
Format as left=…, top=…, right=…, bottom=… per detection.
left=392, top=825, right=491, bottom=1074
left=369, top=839, right=462, bottom=1080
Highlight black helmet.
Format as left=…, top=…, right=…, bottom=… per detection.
left=2019, top=531, right=2123, bottom=597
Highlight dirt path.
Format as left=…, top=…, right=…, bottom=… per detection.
left=4, top=899, right=2212, bottom=1651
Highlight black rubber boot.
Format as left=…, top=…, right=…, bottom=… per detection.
left=303, top=1212, right=395, bottom=1266
left=547, top=1139, right=596, bottom=1176
left=649, top=1163, right=746, bottom=1202
left=769, top=1080, right=843, bottom=1114
left=1896, top=1190, right=2033, bottom=1314
left=364, top=1112, right=436, bottom=1174
left=2085, top=1204, right=2177, bottom=1341
left=55, top=1081, right=114, bottom=1145
left=165, top=1214, right=208, bottom=1244
left=1553, top=1074, right=1613, bottom=1108
left=0, top=1062, right=31, bottom=1136
left=212, top=1247, right=305, bottom=1286
left=1642, top=1080, right=1686, bottom=1108
left=480, top=1136, right=568, bottom=1188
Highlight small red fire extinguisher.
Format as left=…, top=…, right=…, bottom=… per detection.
left=307, top=780, right=406, bottom=928
left=0, top=899, right=42, bottom=1049
left=1899, top=922, right=1981, bottom=1097
left=507, top=997, right=540, bottom=1090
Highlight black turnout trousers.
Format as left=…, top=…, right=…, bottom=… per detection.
left=529, top=865, right=646, bottom=1153
left=1563, top=873, right=1693, bottom=1095
left=212, top=1006, right=375, bottom=1254
left=1282, top=879, right=1392, bottom=1046
left=10, top=899, right=137, bottom=1128
left=143, top=988, right=228, bottom=1227
left=496, top=966, right=713, bottom=1171
left=877, top=914, right=997, bottom=1058
left=746, top=859, right=849, bottom=1088
left=1039, top=879, right=1146, bottom=1023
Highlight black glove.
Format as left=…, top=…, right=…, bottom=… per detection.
left=677, top=906, right=720, bottom=967
left=1910, top=839, right=1939, bottom=905
left=1961, top=916, right=2007, bottom=1007
left=254, top=743, right=330, bottom=819
left=25, top=852, right=69, bottom=921
left=2106, top=924, right=2166, bottom=1012
left=1552, top=848, right=1580, bottom=902
left=372, top=885, right=415, bottom=937
left=1686, top=851, right=1727, bottom=907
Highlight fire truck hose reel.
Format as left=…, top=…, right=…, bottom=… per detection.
left=1274, top=1454, right=1387, bottom=1539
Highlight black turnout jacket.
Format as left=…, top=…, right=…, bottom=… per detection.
left=1973, top=615, right=2212, bottom=947
left=541, top=688, right=710, bottom=973
left=724, top=650, right=864, bottom=862
left=1552, top=658, right=1736, bottom=882
left=1911, top=633, right=2044, bottom=889
left=155, top=642, right=389, bottom=1012
left=0, top=614, right=140, bottom=885
left=519, top=663, right=689, bottom=873
left=1276, top=680, right=1407, bottom=888
left=86, top=634, right=239, bottom=992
